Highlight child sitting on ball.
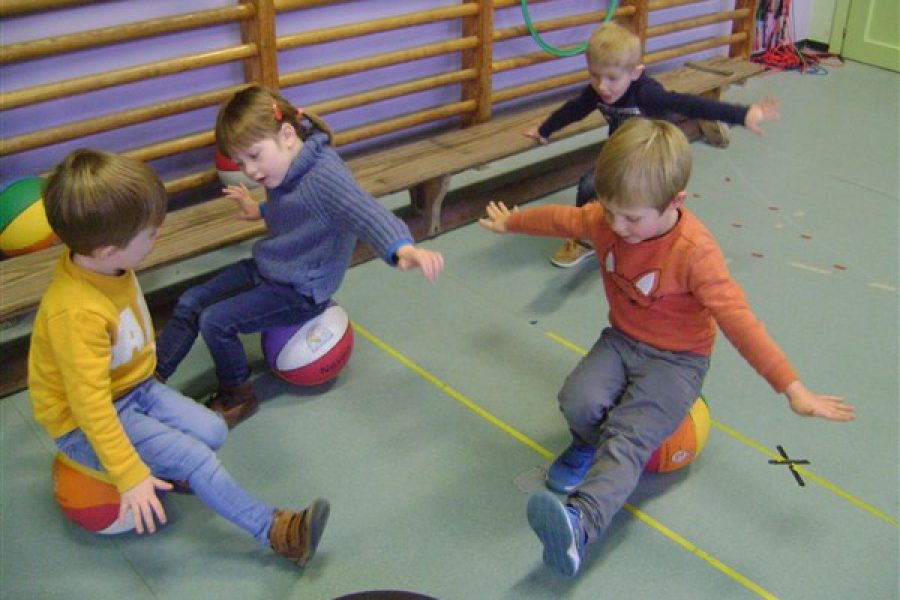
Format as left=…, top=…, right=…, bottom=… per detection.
left=154, top=85, right=444, bottom=428
left=480, top=118, right=854, bottom=577
left=29, top=148, right=329, bottom=566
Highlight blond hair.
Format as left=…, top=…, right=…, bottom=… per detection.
left=585, top=21, right=642, bottom=69
left=44, top=149, right=167, bottom=255
left=594, top=118, right=692, bottom=212
left=215, top=85, right=334, bottom=158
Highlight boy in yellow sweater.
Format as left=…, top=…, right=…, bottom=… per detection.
left=481, top=119, right=854, bottom=576
left=28, top=149, right=328, bottom=566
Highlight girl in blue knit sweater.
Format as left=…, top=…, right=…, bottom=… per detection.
left=155, top=86, right=444, bottom=428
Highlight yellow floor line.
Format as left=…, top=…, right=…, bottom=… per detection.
left=353, top=322, right=777, bottom=599
left=711, top=420, right=898, bottom=527
left=354, top=323, right=554, bottom=460
left=623, top=506, right=777, bottom=600
left=546, top=331, right=898, bottom=529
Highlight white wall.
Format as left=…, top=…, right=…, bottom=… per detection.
left=808, top=0, right=839, bottom=44
left=781, top=0, right=825, bottom=43
left=800, top=0, right=848, bottom=46
left=793, top=0, right=813, bottom=41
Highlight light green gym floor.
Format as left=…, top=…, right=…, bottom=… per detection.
left=2, top=60, right=897, bottom=600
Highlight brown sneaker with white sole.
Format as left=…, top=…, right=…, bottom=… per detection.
left=550, top=238, right=595, bottom=268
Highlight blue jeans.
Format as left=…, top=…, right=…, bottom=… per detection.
left=55, top=379, right=274, bottom=546
left=155, top=259, right=329, bottom=386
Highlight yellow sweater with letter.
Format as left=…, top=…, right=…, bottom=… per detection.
left=28, top=251, right=155, bottom=492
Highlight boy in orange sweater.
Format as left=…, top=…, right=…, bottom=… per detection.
left=480, top=118, right=854, bottom=576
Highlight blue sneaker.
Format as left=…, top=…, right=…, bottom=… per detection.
left=546, top=442, right=596, bottom=493
left=527, top=491, right=586, bottom=576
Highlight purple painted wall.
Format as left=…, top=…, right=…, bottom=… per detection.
left=0, top=0, right=744, bottom=186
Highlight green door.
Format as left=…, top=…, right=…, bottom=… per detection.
left=842, top=0, right=900, bottom=71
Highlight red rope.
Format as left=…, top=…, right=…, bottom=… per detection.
left=752, top=44, right=843, bottom=74
left=753, top=44, right=813, bottom=71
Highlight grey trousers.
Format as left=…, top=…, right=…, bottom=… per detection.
left=560, top=327, right=709, bottom=542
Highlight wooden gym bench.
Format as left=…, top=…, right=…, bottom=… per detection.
left=1, top=0, right=762, bottom=329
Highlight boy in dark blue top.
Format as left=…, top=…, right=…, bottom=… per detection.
left=525, top=21, right=779, bottom=267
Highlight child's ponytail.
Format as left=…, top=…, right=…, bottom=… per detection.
left=270, top=93, right=334, bottom=144
left=216, top=85, right=334, bottom=158
left=299, top=110, right=334, bottom=144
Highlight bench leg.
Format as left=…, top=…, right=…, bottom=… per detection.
left=410, top=175, right=451, bottom=237
left=678, top=87, right=726, bottom=142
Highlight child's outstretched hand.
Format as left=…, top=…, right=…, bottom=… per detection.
left=744, top=97, right=781, bottom=135
left=224, top=183, right=262, bottom=221
left=524, top=125, right=549, bottom=145
left=395, top=245, right=444, bottom=282
left=784, top=381, right=855, bottom=422
left=478, top=201, right=517, bottom=233
left=119, top=475, right=172, bottom=534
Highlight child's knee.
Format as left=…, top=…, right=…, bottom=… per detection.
left=197, top=308, right=228, bottom=340
left=558, top=386, right=604, bottom=426
left=202, top=415, right=228, bottom=450
left=172, top=289, right=206, bottom=321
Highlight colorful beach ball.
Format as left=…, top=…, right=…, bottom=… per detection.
left=0, top=176, right=58, bottom=257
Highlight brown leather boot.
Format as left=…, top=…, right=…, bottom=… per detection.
left=269, top=499, right=330, bottom=566
left=207, top=381, right=260, bottom=428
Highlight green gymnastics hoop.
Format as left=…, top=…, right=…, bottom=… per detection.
left=519, top=0, right=619, bottom=57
